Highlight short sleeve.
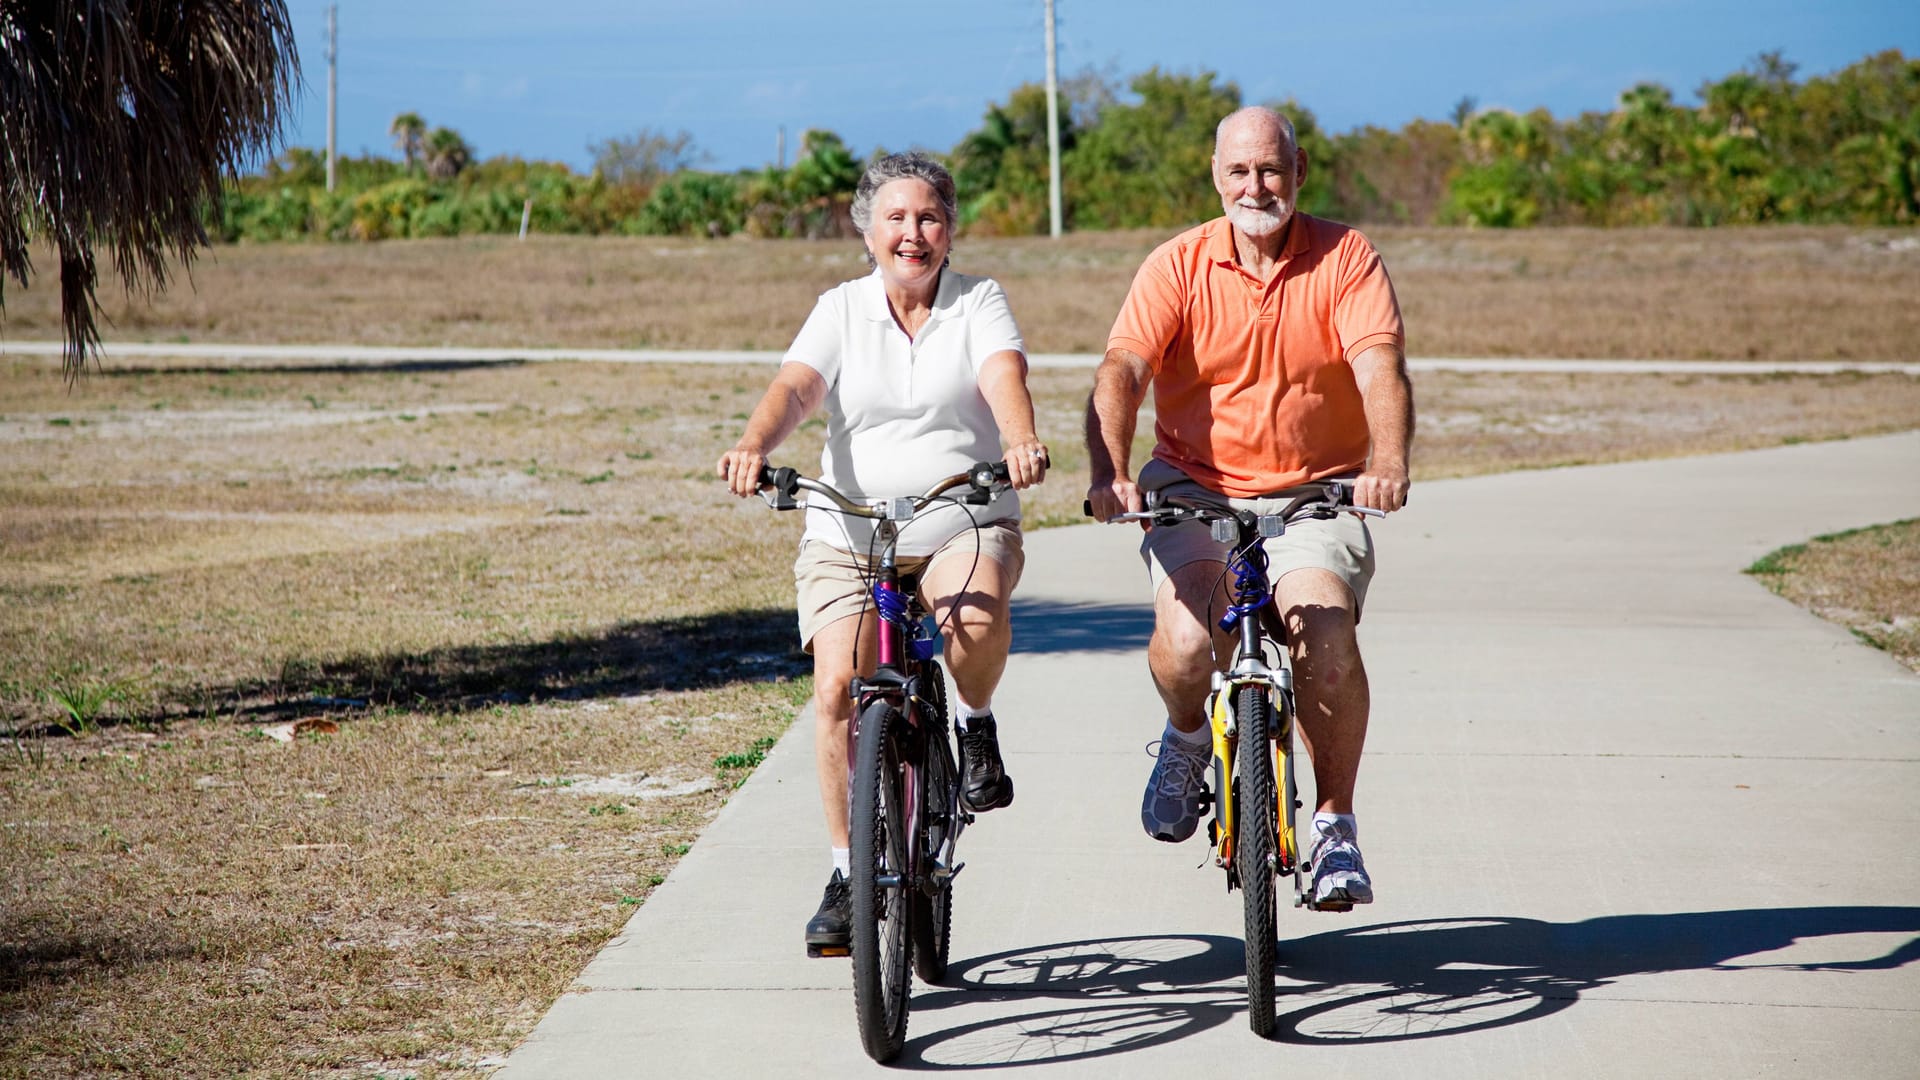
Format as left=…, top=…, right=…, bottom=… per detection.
left=1333, top=236, right=1404, bottom=364
left=783, top=290, right=845, bottom=386
left=1106, top=248, right=1186, bottom=374
left=966, top=278, right=1025, bottom=374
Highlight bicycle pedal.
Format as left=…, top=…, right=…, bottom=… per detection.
left=806, top=943, right=851, bottom=958
left=1308, top=899, right=1354, bottom=914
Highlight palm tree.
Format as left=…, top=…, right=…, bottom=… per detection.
left=424, top=127, right=473, bottom=181
left=390, top=112, right=428, bottom=172
left=0, top=0, right=298, bottom=379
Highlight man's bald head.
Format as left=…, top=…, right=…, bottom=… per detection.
left=1215, top=107, right=1297, bottom=160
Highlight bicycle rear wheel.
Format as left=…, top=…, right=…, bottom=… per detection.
left=912, top=677, right=955, bottom=985
left=1235, top=683, right=1279, bottom=1037
left=851, top=698, right=913, bottom=1062
left=912, top=789, right=953, bottom=985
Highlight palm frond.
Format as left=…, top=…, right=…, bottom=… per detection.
left=0, top=0, right=299, bottom=379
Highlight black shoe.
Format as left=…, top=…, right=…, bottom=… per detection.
left=957, top=714, right=1015, bottom=812
left=804, top=870, right=851, bottom=957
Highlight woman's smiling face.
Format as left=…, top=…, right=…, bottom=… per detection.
left=863, top=178, right=950, bottom=290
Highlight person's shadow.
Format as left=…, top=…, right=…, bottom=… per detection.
left=889, top=906, right=1920, bottom=1068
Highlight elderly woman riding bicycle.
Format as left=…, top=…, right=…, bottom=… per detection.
left=717, top=152, right=1049, bottom=956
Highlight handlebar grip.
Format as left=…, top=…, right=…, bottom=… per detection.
left=972, top=460, right=1011, bottom=488
left=1326, top=479, right=1408, bottom=509
left=757, top=465, right=800, bottom=498
left=962, top=460, right=1011, bottom=504
left=1083, top=500, right=1094, bottom=518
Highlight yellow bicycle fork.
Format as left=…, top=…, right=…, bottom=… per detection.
left=1203, top=676, right=1301, bottom=892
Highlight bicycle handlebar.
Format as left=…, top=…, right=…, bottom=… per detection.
left=1083, top=480, right=1387, bottom=528
left=758, top=461, right=1012, bottom=519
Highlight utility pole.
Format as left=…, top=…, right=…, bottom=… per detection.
left=777, top=125, right=786, bottom=169
left=1044, top=0, right=1062, bottom=237
left=326, top=5, right=338, bottom=192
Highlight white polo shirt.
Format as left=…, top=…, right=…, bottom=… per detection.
left=784, top=268, right=1025, bottom=557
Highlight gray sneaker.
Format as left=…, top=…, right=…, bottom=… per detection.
left=1307, top=817, right=1373, bottom=907
left=1141, top=727, right=1211, bottom=842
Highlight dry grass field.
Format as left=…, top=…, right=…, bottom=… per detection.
left=2, top=227, right=1918, bottom=1078
left=3, top=226, right=1918, bottom=360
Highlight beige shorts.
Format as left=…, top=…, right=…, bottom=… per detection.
left=1137, top=458, right=1376, bottom=619
left=793, top=521, right=1026, bottom=653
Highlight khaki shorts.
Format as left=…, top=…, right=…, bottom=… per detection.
left=1137, top=458, right=1376, bottom=619
left=793, top=521, right=1026, bottom=653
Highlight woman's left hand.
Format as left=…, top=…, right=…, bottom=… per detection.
left=1003, top=439, right=1050, bottom=489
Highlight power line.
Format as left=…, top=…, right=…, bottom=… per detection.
left=326, top=4, right=338, bottom=192
left=1045, top=0, right=1062, bottom=237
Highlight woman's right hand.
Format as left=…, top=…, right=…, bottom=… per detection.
left=717, top=447, right=768, bottom=499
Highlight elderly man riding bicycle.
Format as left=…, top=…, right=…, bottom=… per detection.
left=1085, top=106, right=1414, bottom=909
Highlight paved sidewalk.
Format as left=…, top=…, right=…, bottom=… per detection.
left=497, top=432, right=1920, bottom=1079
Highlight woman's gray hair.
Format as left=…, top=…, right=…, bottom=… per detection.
left=849, top=152, right=958, bottom=236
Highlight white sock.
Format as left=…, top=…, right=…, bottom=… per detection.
left=1313, top=812, right=1357, bottom=839
left=832, top=847, right=850, bottom=876
left=954, top=699, right=992, bottom=732
left=1166, top=719, right=1210, bottom=748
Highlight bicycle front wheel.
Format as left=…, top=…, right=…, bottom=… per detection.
left=1235, top=683, right=1279, bottom=1038
left=850, top=698, right=913, bottom=1062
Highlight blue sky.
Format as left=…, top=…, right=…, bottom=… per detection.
left=276, top=1, right=1920, bottom=174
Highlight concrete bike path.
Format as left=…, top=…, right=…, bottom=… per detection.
left=496, top=431, right=1920, bottom=1079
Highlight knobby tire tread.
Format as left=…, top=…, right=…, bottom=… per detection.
left=850, top=699, right=912, bottom=1061
left=1236, top=683, right=1279, bottom=1037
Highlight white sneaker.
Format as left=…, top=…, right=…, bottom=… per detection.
left=1141, top=727, right=1211, bottom=842
left=1307, top=817, right=1373, bottom=906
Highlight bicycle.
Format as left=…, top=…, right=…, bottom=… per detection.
left=1091, top=480, right=1385, bottom=1037
left=757, top=460, right=1013, bottom=1063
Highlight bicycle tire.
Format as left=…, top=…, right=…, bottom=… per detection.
left=912, top=679, right=954, bottom=985
left=851, top=698, right=913, bottom=1062
left=1235, top=682, right=1279, bottom=1037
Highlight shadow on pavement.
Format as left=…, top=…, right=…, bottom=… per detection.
left=1008, top=599, right=1153, bottom=655
left=890, top=907, right=1920, bottom=1067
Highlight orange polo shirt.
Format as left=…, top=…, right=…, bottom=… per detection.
left=1107, top=213, right=1404, bottom=496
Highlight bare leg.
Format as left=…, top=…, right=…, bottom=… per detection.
left=1273, top=568, right=1367, bottom=814
left=918, top=554, right=1016, bottom=711
left=1149, top=560, right=1235, bottom=732
left=809, top=611, right=876, bottom=849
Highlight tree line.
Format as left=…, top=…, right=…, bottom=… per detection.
left=214, top=48, right=1918, bottom=244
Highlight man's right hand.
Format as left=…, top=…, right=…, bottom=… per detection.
left=1085, top=476, right=1145, bottom=523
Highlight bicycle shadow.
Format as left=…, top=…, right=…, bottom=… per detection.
left=899, top=933, right=1250, bottom=1068
left=888, top=906, right=1920, bottom=1068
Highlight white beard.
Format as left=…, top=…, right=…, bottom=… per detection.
left=1228, top=199, right=1292, bottom=237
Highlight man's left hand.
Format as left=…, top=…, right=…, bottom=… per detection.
left=1352, top=468, right=1410, bottom=513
